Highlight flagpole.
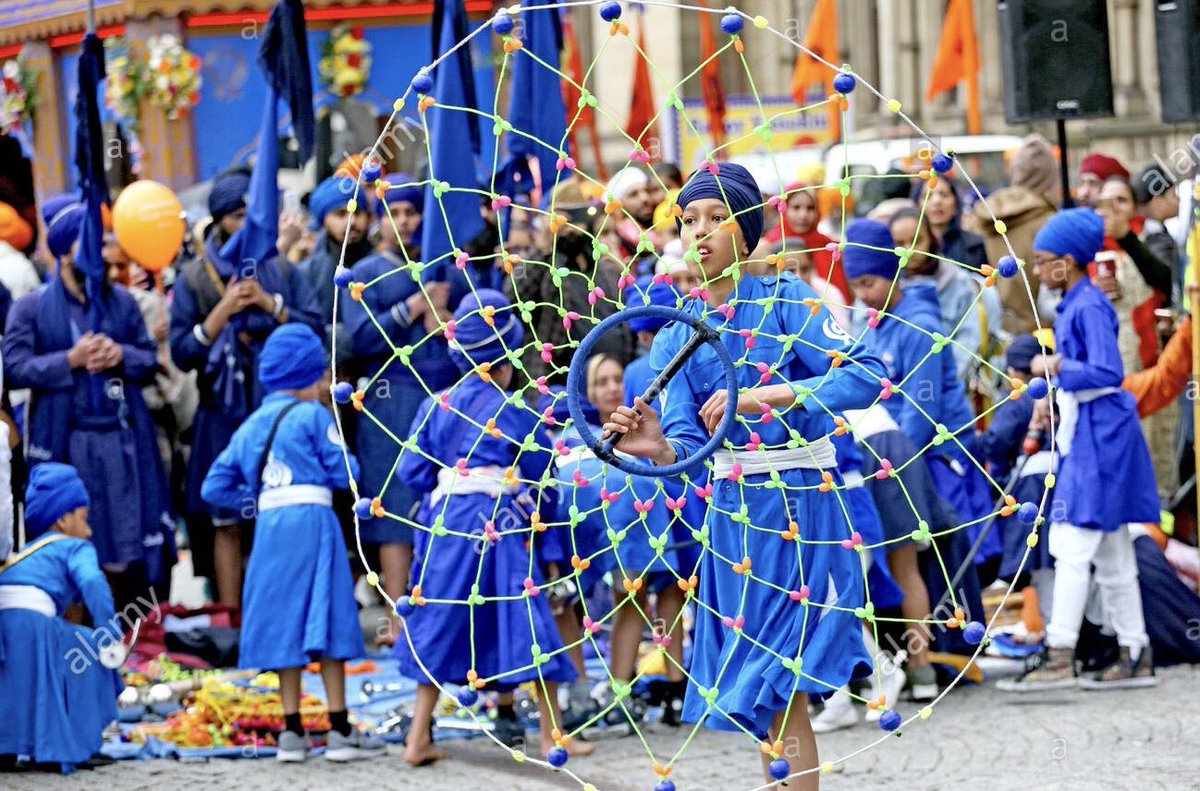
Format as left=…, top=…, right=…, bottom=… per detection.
left=86, top=0, right=96, bottom=34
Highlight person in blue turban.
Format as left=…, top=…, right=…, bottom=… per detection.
left=24, top=462, right=91, bottom=535
left=41, top=195, right=85, bottom=261
left=447, top=289, right=524, bottom=374
left=375, top=174, right=424, bottom=260
left=298, top=175, right=373, bottom=349
left=624, top=275, right=680, bottom=404
left=1033, top=207, right=1105, bottom=269
left=207, top=169, right=251, bottom=236
left=675, top=162, right=764, bottom=259
left=258, top=323, right=328, bottom=393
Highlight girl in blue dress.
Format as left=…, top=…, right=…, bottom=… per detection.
left=603, top=164, right=887, bottom=787
left=0, top=463, right=122, bottom=772
left=202, top=324, right=383, bottom=763
left=394, top=290, right=594, bottom=766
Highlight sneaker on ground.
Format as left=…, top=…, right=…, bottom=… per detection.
left=996, top=646, right=1077, bottom=693
left=906, top=664, right=939, bottom=702
left=1079, top=645, right=1158, bottom=691
left=491, top=716, right=527, bottom=748
left=865, top=661, right=906, bottom=722
left=325, top=728, right=387, bottom=762
left=811, top=690, right=858, bottom=734
left=276, top=730, right=310, bottom=763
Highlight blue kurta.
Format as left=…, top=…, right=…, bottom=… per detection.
left=393, top=376, right=576, bottom=690
left=3, top=280, right=172, bottom=579
left=0, top=534, right=122, bottom=769
left=201, top=394, right=363, bottom=670
left=649, top=272, right=884, bottom=738
left=1052, top=279, right=1159, bottom=531
left=344, top=250, right=458, bottom=545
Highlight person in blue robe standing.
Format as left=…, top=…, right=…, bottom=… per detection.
left=201, top=323, right=384, bottom=763
left=393, top=289, right=593, bottom=767
left=1001, top=208, right=1160, bottom=693
left=603, top=163, right=886, bottom=786
left=0, top=463, right=123, bottom=773
left=3, top=197, right=173, bottom=597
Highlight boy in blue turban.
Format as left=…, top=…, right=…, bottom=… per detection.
left=1000, top=208, right=1160, bottom=692
left=201, top=324, right=384, bottom=762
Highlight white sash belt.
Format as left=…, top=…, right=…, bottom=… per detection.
left=258, top=484, right=333, bottom=512
left=1055, top=386, right=1121, bottom=457
left=842, top=470, right=865, bottom=489
left=841, top=405, right=900, bottom=441
left=0, top=584, right=55, bottom=617
left=431, top=465, right=518, bottom=507
left=712, top=436, right=838, bottom=477
left=553, top=445, right=640, bottom=470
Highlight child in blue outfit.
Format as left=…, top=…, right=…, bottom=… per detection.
left=201, top=324, right=384, bottom=763
left=604, top=163, right=886, bottom=787
left=0, top=463, right=122, bottom=773
left=1001, top=208, right=1160, bottom=692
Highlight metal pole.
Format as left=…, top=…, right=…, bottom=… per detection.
left=1056, top=118, right=1073, bottom=209
left=86, top=0, right=96, bottom=34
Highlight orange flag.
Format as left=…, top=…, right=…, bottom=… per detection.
left=789, top=0, right=841, bottom=139
left=625, top=10, right=659, bottom=156
left=697, top=0, right=727, bottom=150
left=926, top=0, right=982, bottom=134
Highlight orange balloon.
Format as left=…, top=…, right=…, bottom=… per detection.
left=112, top=180, right=185, bottom=272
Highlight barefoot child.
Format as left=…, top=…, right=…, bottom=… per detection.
left=201, top=324, right=384, bottom=762
left=604, top=163, right=887, bottom=789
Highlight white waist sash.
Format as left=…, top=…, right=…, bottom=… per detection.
left=841, top=470, right=865, bottom=489
left=553, top=445, right=639, bottom=470
left=841, top=405, right=900, bottom=441
left=712, top=436, right=838, bottom=478
left=0, top=584, right=55, bottom=617
left=258, top=484, right=334, bottom=512
left=1055, top=386, right=1121, bottom=457
left=431, top=465, right=518, bottom=507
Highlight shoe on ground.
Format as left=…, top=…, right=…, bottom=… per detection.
left=906, top=664, right=939, bottom=703
left=491, top=716, right=526, bottom=749
left=996, top=646, right=1077, bottom=693
left=1079, top=645, right=1158, bottom=691
left=865, top=661, right=906, bottom=722
left=811, top=691, right=858, bottom=734
left=325, top=728, right=387, bottom=762
left=276, top=730, right=311, bottom=763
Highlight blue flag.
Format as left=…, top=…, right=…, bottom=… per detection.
left=72, top=33, right=109, bottom=333
left=421, top=0, right=485, bottom=276
left=507, top=1, right=566, bottom=193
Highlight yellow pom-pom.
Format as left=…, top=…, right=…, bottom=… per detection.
left=919, top=706, right=933, bottom=720
left=583, top=786, right=598, bottom=791
left=994, top=219, right=1008, bottom=235
left=1044, top=473, right=1056, bottom=488
left=1027, top=532, right=1039, bottom=548
left=346, top=198, right=357, bottom=214
left=393, top=98, right=405, bottom=112
left=365, top=571, right=379, bottom=587
left=511, top=750, right=526, bottom=763
left=753, top=15, right=768, bottom=28
left=821, top=761, right=836, bottom=774
left=886, top=99, right=902, bottom=113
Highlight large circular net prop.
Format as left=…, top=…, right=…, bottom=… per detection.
left=329, top=1, right=1057, bottom=787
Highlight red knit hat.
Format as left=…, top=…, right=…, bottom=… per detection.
left=1079, top=153, right=1130, bottom=182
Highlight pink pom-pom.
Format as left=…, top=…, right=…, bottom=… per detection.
left=523, top=577, right=539, bottom=596
left=874, top=458, right=893, bottom=480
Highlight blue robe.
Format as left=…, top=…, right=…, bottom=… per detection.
left=344, top=250, right=458, bottom=545
left=201, top=394, right=363, bottom=670
left=3, top=279, right=172, bottom=578
left=1051, top=279, right=1159, bottom=531
left=650, top=272, right=884, bottom=738
left=393, top=376, right=576, bottom=690
left=0, top=534, right=122, bottom=769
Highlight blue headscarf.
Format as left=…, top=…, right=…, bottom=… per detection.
left=449, top=289, right=524, bottom=373
left=26, top=462, right=91, bottom=533
left=843, top=219, right=900, bottom=281
left=378, top=173, right=424, bottom=215
left=1033, top=207, right=1105, bottom=267
left=1005, top=334, right=1042, bottom=374
left=308, top=175, right=360, bottom=230
left=208, top=171, right=251, bottom=224
left=676, top=162, right=764, bottom=252
left=629, top=275, right=679, bottom=333
left=258, top=323, right=328, bottom=392
left=42, top=195, right=85, bottom=260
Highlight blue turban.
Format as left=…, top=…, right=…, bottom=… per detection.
left=843, top=219, right=900, bottom=281
left=676, top=162, right=764, bottom=253
left=26, top=462, right=90, bottom=533
left=258, top=323, right=328, bottom=392
left=1005, top=334, right=1042, bottom=374
left=449, top=289, right=524, bottom=374
left=1033, top=207, right=1105, bottom=267
left=42, top=194, right=85, bottom=260
left=308, top=176, right=361, bottom=230
left=378, top=173, right=424, bottom=216
left=208, top=171, right=250, bottom=224
left=629, top=275, right=679, bottom=333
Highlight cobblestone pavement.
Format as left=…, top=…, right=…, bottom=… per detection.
left=8, top=664, right=1197, bottom=791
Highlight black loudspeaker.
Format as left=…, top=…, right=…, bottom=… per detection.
left=1155, top=0, right=1200, bottom=122
left=997, top=0, right=1115, bottom=122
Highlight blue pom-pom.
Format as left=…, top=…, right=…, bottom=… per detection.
left=353, top=497, right=374, bottom=519
left=457, top=688, right=478, bottom=707
left=1027, top=376, right=1049, bottom=400
left=1017, top=502, right=1039, bottom=524
left=769, top=758, right=791, bottom=780
left=833, top=72, right=856, bottom=94
left=360, top=161, right=382, bottom=184
left=963, top=621, right=987, bottom=645
left=411, top=71, right=433, bottom=95
left=332, top=381, right=354, bottom=404
left=394, top=596, right=415, bottom=617
left=879, top=709, right=902, bottom=731
left=492, top=12, right=515, bottom=35
left=998, top=255, right=1020, bottom=278
left=599, top=1, right=622, bottom=22
left=547, top=746, right=569, bottom=767
left=333, top=265, right=354, bottom=288
left=654, top=783, right=676, bottom=791
left=720, top=13, right=744, bottom=34
left=931, top=152, right=954, bottom=174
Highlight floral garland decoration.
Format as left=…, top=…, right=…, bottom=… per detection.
left=1, top=52, right=40, bottom=134
left=145, top=34, right=202, bottom=120
left=105, top=37, right=147, bottom=131
left=319, top=26, right=372, bottom=98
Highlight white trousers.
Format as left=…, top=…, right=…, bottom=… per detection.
left=1044, top=523, right=1148, bottom=652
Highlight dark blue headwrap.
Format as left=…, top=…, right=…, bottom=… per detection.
left=379, top=173, right=424, bottom=215
left=1005, top=334, right=1042, bottom=374
left=26, top=462, right=91, bottom=533
left=676, top=162, right=764, bottom=252
left=629, top=275, right=679, bottom=333
left=843, top=219, right=900, bottom=281
left=208, top=171, right=251, bottom=224
left=308, top=175, right=360, bottom=230
left=1033, top=208, right=1105, bottom=267
left=258, top=323, right=328, bottom=392
left=42, top=194, right=85, bottom=260
left=449, top=289, right=524, bottom=373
